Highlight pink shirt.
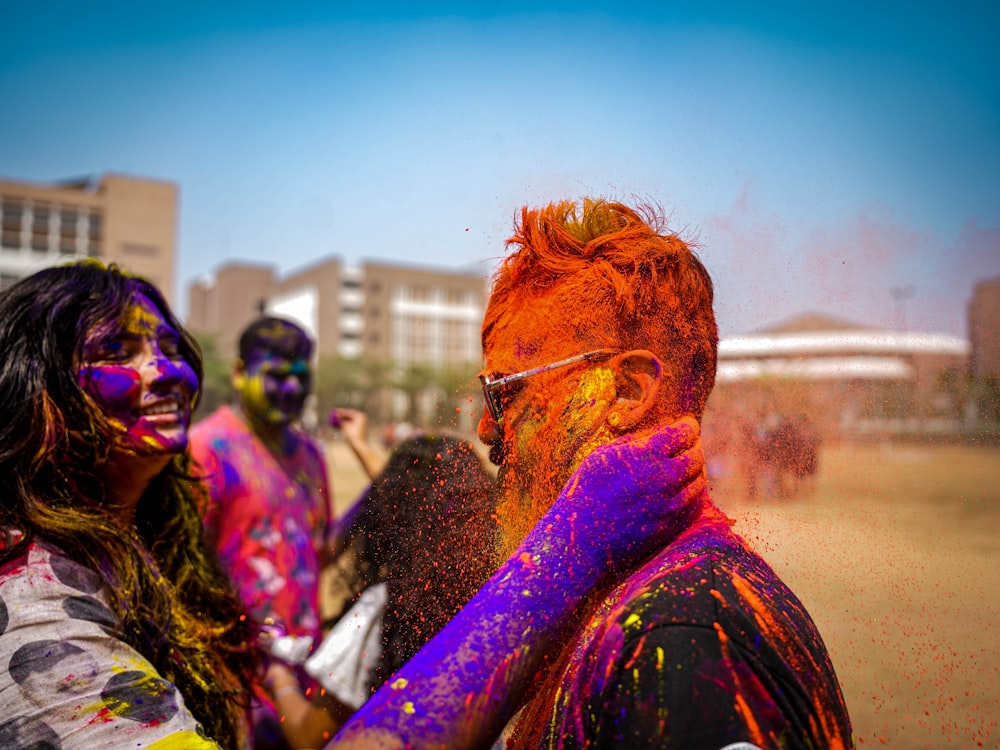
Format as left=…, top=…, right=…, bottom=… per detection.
left=190, top=406, right=331, bottom=643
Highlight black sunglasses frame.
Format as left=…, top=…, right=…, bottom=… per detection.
left=479, top=349, right=619, bottom=425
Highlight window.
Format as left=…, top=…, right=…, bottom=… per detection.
left=2, top=199, right=23, bottom=249
left=31, top=204, right=51, bottom=253
left=87, top=211, right=102, bottom=255
left=1, top=199, right=24, bottom=230
left=59, top=209, right=79, bottom=255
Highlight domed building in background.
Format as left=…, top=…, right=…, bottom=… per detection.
left=702, top=310, right=980, bottom=498
left=707, top=311, right=971, bottom=442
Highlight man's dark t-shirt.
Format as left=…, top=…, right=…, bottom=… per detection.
left=504, top=517, right=854, bottom=749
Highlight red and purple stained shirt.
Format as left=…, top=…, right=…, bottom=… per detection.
left=190, top=406, right=331, bottom=645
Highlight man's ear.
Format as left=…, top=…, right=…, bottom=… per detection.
left=607, top=350, right=662, bottom=432
left=231, top=359, right=246, bottom=391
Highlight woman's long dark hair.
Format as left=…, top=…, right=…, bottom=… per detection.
left=336, top=434, right=498, bottom=691
left=0, top=260, right=258, bottom=749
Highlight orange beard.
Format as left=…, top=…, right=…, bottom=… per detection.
left=494, top=445, right=567, bottom=561
left=492, top=366, right=617, bottom=561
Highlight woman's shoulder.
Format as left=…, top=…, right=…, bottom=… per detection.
left=0, top=537, right=223, bottom=749
left=1, top=537, right=104, bottom=589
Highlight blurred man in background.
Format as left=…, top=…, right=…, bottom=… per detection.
left=190, top=316, right=380, bottom=749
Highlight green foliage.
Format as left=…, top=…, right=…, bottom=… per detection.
left=193, top=333, right=233, bottom=422
left=936, top=370, right=1000, bottom=424
left=973, top=374, right=1000, bottom=424
left=313, top=355, right=481, bottom=429
left=314, top=354, right=393, bottom=422
left=863, top=381, right=914, bottom=420
left=429, top=362, right=482, bottom=428
left=394, top=363, right=439, bottom=425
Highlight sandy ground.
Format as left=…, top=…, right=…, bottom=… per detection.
left=713, top=443, right=999, bottom=749
left=323, top=437, right=1000, bottom=749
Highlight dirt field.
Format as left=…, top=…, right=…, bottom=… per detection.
left=324, top=438, right=1000, bottom=749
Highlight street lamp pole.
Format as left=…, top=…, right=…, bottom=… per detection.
left=890, top=284, right=915, bottom=332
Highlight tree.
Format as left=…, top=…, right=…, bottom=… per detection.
left=393, top=363, right=439, bottom=427
left=193, top=333, right=233, bottom=423
left=313, top=356, right=482, bottom=431
left=431, top=362, right=481, bottom=429
left=972, top=374, right=1000, bottom=425
left=314, top=354, right=393, bottom=424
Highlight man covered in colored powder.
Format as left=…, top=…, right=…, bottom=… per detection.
left=474, top=199, right=854, bottom=749
left=190, top=317, right=381, bottom=749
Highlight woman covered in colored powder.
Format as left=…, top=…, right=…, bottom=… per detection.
left=0, top=261, right=259, bottom=749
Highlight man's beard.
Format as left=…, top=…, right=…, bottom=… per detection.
left=496, top=493, right=540, bottom=561
left=494, top=462, right=568, bottom=561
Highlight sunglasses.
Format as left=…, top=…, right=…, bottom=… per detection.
left=479, top=349, right=619, bottom=425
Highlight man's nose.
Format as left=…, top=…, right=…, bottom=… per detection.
left=281, top=374, right=306, bottom=395
left=477, top=404, right=500, bottom=445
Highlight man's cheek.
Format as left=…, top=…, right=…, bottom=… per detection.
left=239, top=374, right=273, bottom=414
left=509, top=406, right=557, bottom=492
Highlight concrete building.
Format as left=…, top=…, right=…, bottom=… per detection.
left=187, top=256, right=487, bottom=367
left=0, top=173, right=178, bottom=304
left=968, top=276, right=1000, bottom=379
left=187, top=256, right=488, bottom=428
left=708, top=312, right=970, bottom=438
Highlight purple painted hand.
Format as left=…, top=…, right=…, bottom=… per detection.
left=526, top=415, right=705, bottom=580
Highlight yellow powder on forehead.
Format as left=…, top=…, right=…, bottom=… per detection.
left=121, top=296, right=164, bottom=335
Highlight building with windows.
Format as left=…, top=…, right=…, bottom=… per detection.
left=359, top=260, right=484, bottom=367
left=187, top=256, right=486, bottom=366
left=187, top=256, right=488, bottom=428
left=0, top=173, right=178, bottom=304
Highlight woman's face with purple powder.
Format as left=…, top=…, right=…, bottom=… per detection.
left=76, top=293, right=199, bottom=458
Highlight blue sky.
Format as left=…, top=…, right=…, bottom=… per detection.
left=2, top=2, right=997, bottom=337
